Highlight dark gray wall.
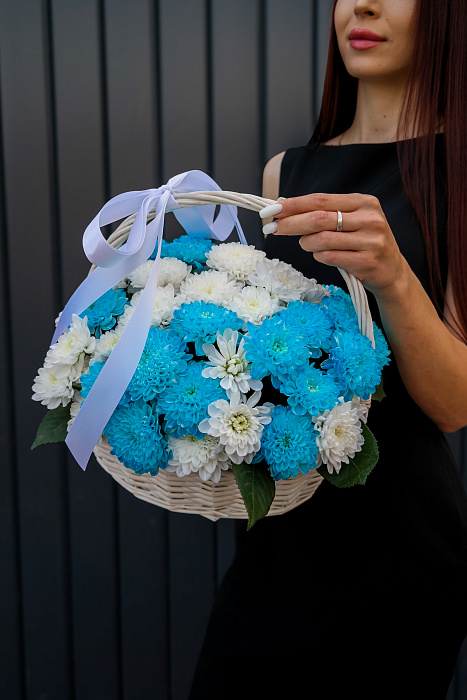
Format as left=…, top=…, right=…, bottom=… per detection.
left=0, top=1, right=465, bottom=699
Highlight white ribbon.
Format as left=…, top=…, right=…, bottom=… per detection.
left=54, top=170, right=246, bottom=470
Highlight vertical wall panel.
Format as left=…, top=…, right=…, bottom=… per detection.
left=0, top=2, right=72, bottom=699
left=159, top=0, right=209, bottom=178
left=105, top=0, right=159, bottom=192
left=50, top=2, right=122, bottom=699
left=103, top=2, right=169, bottom=699
left=0, top=63, right=23, bottom=700
left=211, top=0, right=262, bottom=248
left=265, top=0, right=314, bottom=159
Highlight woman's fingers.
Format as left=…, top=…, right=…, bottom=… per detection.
left=298, top=231, right=369, bottom=252
left=267, top=209, right=361, bottom=236
left=275, top=192, right=370, bottom=218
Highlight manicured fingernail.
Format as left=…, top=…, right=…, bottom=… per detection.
left=263, top=221, right=278, bottom=234
left=259, top=203, right=283, bottom=219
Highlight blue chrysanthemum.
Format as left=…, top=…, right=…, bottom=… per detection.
left=280, top=363, right=340, bottom=416
left=278, top=300, right=334, bottom=357
left=104, top=399, right=169, bottom=476
left=373, top=322, right=391, bottom=371
left=158, top=362, right=227, bottom=438
left=321, top=286, right=359, bottom=333
left=243, top=316, right=310, bottom=388
left=261, top=405, right=319, bottom=481
left=79, top=361, right=129, bottom=407
left=80, top=361, right=105, bottom=399
left=80, top=288, right=128, bottom=338
left=321, top=329, right=382, bottom=401
left=151, top=235, right=214, bottom=270
left=127, top=327, right=192, bottom=402
left=150, top=239, right=172, bottom=259
left=171, top=301, right=243, bottom=355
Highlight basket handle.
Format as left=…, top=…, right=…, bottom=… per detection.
left=103, top=189, right=375, bottom=348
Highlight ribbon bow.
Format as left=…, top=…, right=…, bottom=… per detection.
left=55, top=169, right=246, bottom=470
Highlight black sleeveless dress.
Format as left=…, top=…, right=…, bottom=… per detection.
left=188, top=137, right=467, bottom=699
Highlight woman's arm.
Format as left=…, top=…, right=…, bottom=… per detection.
left=371, top=261, right=467, bottom=433
left=264, top=188, right=467, bottom=433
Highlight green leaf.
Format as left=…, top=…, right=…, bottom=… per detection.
left=31, top=405, right=71, bottom=450
left=232, top=460, right=276, bottom=530
left=372, top=377, right=386, bottom=402
left=317, top=422, right=379, bottom=488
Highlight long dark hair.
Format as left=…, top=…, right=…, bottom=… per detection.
left=310, top=0, right=467, bottom=342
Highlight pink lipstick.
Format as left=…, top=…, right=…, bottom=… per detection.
left=349, top=28, right=387, bottom=50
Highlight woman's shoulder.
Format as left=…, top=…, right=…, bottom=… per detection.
left=262, top=151, right=285, bottom=200
left=262, top=146, right=309, bottom=199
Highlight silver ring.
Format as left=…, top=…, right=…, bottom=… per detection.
left=336, top=210, right=343, bottom=232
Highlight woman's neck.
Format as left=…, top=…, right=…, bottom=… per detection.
left=340, top=78, right=415, bottom=145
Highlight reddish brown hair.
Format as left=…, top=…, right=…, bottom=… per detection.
left=310, top=0, right=467, bottom=342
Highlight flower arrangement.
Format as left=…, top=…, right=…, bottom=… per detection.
left=32, top=231, right=390, bottom=528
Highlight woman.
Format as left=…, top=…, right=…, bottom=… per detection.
left=189, top=1, right=467, bottom=697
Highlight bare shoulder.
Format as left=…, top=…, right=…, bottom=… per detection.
left=262, top=151, right=286, bottom=200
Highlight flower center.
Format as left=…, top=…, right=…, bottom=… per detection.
left=272, top=338, right=287, bottom=354
left=229, top=412, right=249, bottom=433
left=226, top=356, right=245, bottom=375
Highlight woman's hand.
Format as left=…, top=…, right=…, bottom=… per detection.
left=264, top=193, right=406, bottom=300
left=261, top=191, right=467, bottom=432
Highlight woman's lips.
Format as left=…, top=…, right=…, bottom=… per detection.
left=349, top=28, right=386, bottom=50
left=350, top=38, right=386, bottom=49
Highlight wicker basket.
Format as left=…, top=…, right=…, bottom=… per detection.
left=91, top=190, right=374, bottom=522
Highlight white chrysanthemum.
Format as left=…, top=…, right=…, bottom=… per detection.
left=128, top=257, right=191, bottom=292
left=314, top=398, right=365, bottom=474
left=206, top=242, right=266, bottom=280
left=129, top=284, right=185, bottom=327
left=45, top=352, right=87, bottom=381
left=201, top=329, right=262, bottom=400
left=302, top=279, right=330, bottom=303
left=92, top=327, right=124, bottom=363
left=180, top=270, right=240, bottom=305
left=115, top=303, right=136, bottom=331
left=32, top=365, right=77, bottom=409
left=248, top=258, right=309, bottom=303
left=226, top=285, right=281, bottom=326
left=44, top=314, right=95, bottom=368
left=199, top=392, right=272, bottom=464
left=127, top=260, right=153, bottom=289
left=157, top=257, right=191, bottom=290
left=67, top=390, right=84, bottom=431
left=166, top=434, right=231, bottom=483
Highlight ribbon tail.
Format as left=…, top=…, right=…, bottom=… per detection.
left=65, top=198, right=168, bottom=470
